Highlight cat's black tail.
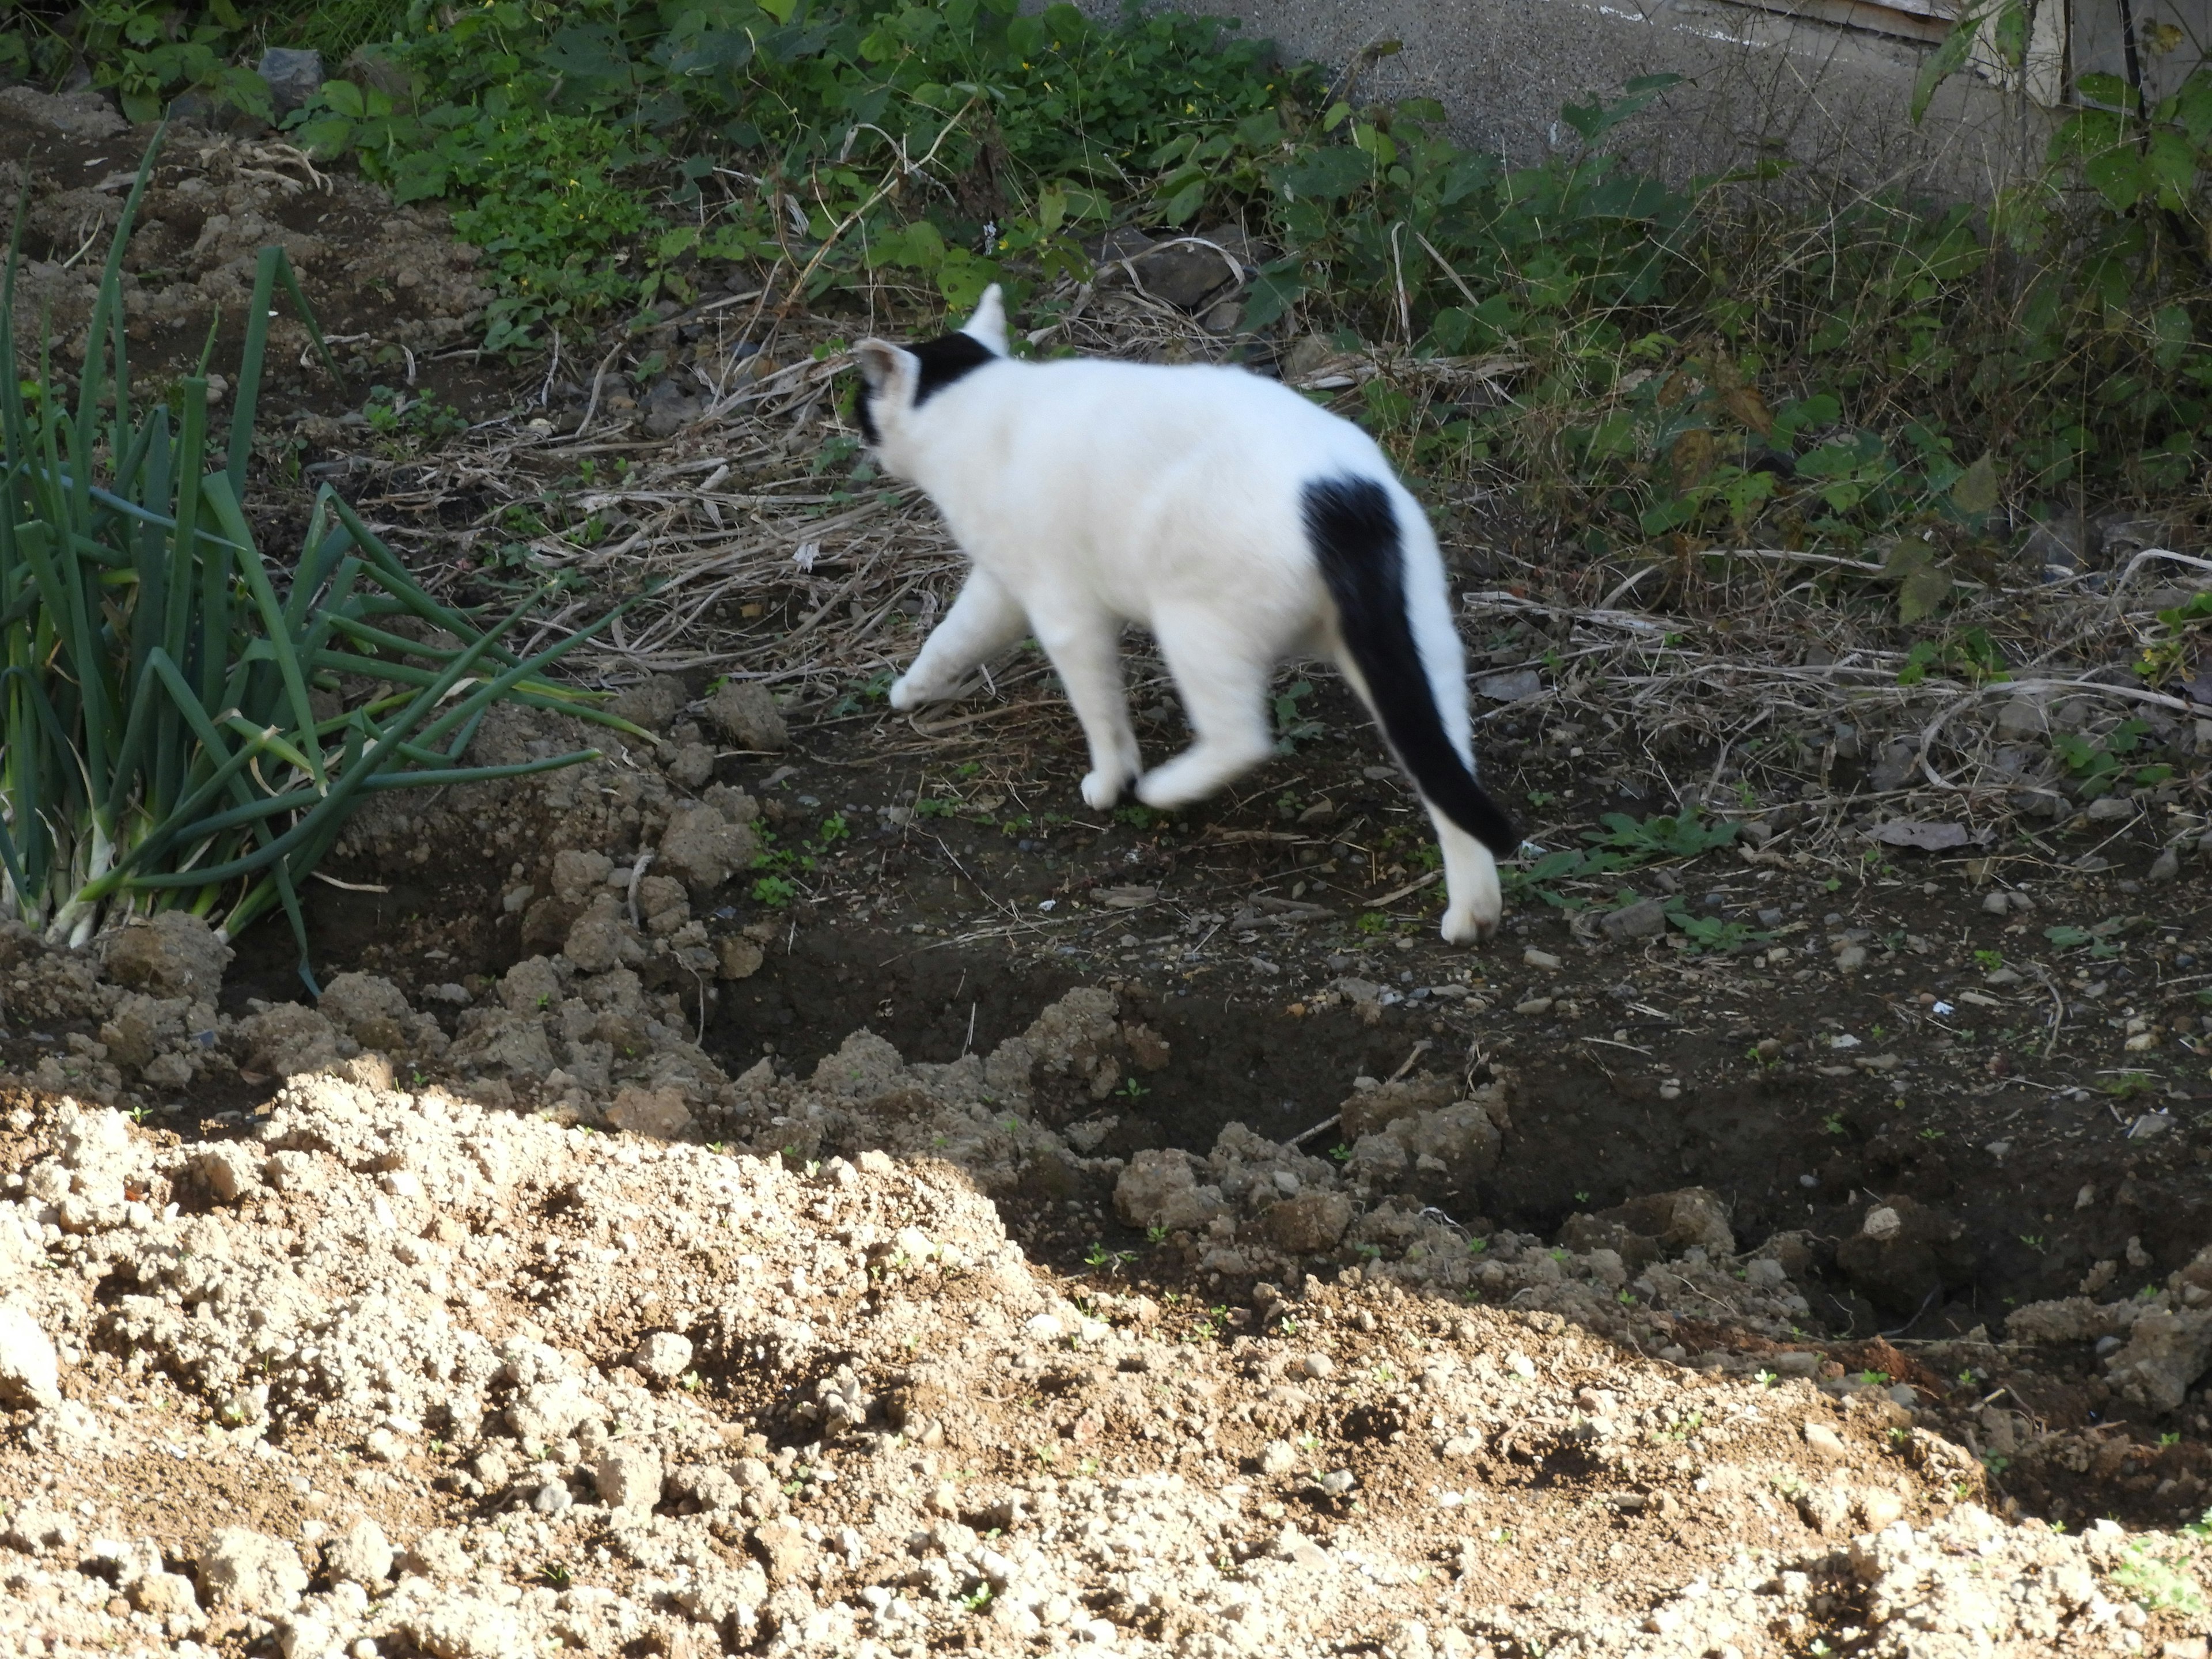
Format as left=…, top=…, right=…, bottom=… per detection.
left=1305, top=476, right=1520, bottom=858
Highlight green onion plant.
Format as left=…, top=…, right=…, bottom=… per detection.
left=0, top=131, right=634, bottom=987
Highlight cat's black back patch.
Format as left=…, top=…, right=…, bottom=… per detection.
left=910, top=331, right=998, bottom=407
left=1305, top=476, right=1519, bottom=857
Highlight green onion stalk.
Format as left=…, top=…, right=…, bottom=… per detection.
left=0, top=130, right=643, bottom=988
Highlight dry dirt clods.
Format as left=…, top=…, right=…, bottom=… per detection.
left=5, top=987, right=2212, bottom=1658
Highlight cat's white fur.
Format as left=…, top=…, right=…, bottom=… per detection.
left=854, top=287, right=1505, bottom=942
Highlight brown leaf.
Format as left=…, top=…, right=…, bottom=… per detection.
left=1719, top=385, right=1773, bottom=438
left=1669, top=427, right=1717, bottom=489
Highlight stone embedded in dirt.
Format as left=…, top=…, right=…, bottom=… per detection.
left=449, top=1006, right=558, bottom=1078
left=642, top=378, right=704, bottom=437
left=97, top=991, right=197, bottom=1075
left=561, top=895, right=646, bottom=975
left=258, top=47, right=325, bottom=115
left=1339, top=1072, right=1456, bottom=1140
left=717, top=935, right=765, bottom=980
left=703, top=679, right=790, bottom=751
left=1561, top=1187, right=1734, bottom=1274
left=631, top=1331, right=694, bottom=1381
left=397, top=1531, right=474, bottom=1582
left=593, top=1446, right=664, bottom=1512
left=232, top=1003, right=346, bottom=1077
left=0, top=85, right=127, bottom=140
left=1476, top=667, right=1543, bottom=702
left=606, top=1084, right=693, bottom=1139
left=130, top=1570, right=199, bottom=1618
left=2104, top=1308, right=2212, bottom=1413
left=319, top=972, right=428, bottom=1054
left=0, top=1301, right=60, bottom=1408
left=656, top=802, right=761, bottom=897
left=198, top=1528, right=309, bottom=1615
left=1115, top=1149, right=1228, bottom=1233
left=666, top=740, right=717, bottom=790
left=607, top=675, right=688, bottom=733
left=102, top=911, right=233, bottom=1003
left=195, top=1141, right=264, bottom=1202
left=1801, top=1421, right=1847, bottom=1459
left=1093, top=223, right=1258, bottom=310
left=1834, top=1194, right=1976, bottom=1315
left=401, top=1591, right=532, bottom=1659
left=1264, top=1190, right=1354, bottom=1253
left=551, top=849, right=615, bottom=905
left=323, top=1518, right=393, bottom=1586
left=1601, top=897, right=1668, bottom=941
left=748, top=1518, right=813, bottom=1584
left=2005, top=1296, right=2141, bottom=1345
left=1390, top=1099, right=1503, bottom=1183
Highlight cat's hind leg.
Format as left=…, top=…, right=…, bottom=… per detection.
left=1137, top=609, right=1278, bottom=808
left=1031, top=607, right=1142, bottom=810
left=890, top=567, right=1029, bottom=711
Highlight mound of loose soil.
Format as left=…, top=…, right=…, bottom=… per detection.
left=0, top=85, right=501, bottom=427
left=6, top=821, right=2212, bottom=1654
left=5, top=1004, right=2211, bottom=1659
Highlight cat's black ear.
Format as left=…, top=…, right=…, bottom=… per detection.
left=962, top=285, right=1009, bottom=356
left=854, top=340, right=914, bottom=395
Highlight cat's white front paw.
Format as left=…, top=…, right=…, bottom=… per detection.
left=1439, top=904, right=1501, bottom=945
left=1080, top=770, right=1126, bottom=811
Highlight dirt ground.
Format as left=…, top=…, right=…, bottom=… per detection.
left=4, top=78, right=2212, bottom=1659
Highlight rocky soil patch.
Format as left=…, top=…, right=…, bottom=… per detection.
left=0, top=84, right=501, bottom=427
left=7, top=904, right=2212, bottom=1654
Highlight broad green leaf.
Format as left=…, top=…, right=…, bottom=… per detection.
left=1912, top=8, right=1986, bottom=124
left=1949, top=452, right=1999, bottom=515
left=1158, top=180, right=1205, bottom=225
left=1883, top=535, right=1937, bottom=579
left=1279, top=146, right=1371, bottom=202
left=2175, top=70, right=2212, bottom=143
left=1240, top=261, right=1306, bottom=331
left=2147, top=130, right=2196, bottom=205
left=1899, top=566, right=1953, bottom=624
left=2084, top=147, right=2148, bottom=210
left=1350, top=124, right=1396, bottom=167
left=2077, top=71, right=2138, bottom=109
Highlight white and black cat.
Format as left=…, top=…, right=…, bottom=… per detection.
left=853, top=286, right=1517, bottom=942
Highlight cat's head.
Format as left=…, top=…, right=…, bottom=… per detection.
left=851, top=285, right=1009, bottom=472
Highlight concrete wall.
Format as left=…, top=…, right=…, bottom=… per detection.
left=1100, top=0, right=2074, bottom=199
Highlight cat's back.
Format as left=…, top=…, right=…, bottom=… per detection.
left=983, top=355, right=1374, bottom=474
